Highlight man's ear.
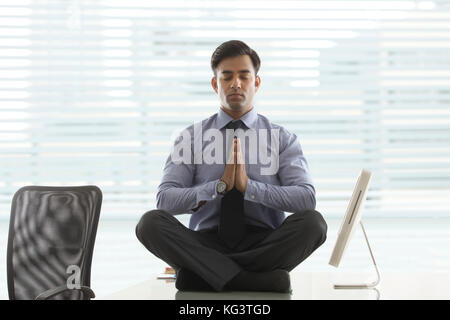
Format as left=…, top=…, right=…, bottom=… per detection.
left=254, top=75, right=261, bottom=92
left=211, top=76, right=218, bottom=94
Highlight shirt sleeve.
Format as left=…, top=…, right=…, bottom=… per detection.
left=156, top=128, right=222, bottom=215
left=244, top=127, right=316, bottom=213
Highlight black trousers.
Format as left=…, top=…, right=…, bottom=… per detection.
left=135, top=209, right=327, bottom=292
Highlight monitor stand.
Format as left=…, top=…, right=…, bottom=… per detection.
left=333, top=220, right=381, bottom=289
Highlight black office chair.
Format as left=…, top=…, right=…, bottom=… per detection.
left=7, top=186, right=102, bottom=300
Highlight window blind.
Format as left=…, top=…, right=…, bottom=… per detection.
left=1, top=0, right=449, bottom=220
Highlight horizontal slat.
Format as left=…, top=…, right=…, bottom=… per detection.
left=1, top=105, right=450, bottom=112
left=2, top=111, right=450, bottom=119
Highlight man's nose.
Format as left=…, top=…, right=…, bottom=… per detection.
left=231, top=77, right=241, bottom=88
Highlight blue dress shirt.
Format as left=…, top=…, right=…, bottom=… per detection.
left=156, top=107, right=316, bottom=231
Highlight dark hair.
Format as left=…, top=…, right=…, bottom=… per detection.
left=210, top=40, right=261, bottom=78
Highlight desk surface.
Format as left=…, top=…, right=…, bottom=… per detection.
left=102, top=271, right=450, bottom=300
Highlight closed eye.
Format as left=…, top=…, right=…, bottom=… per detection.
left=224, top=77, right=248, bottom=81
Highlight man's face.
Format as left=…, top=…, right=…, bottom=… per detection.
left=212, top=54, right=261, bottom=113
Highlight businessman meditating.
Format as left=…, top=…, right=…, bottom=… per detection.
left=136, top=40, right=327, bottom=293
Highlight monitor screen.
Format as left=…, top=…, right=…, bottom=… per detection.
left=329, top=169, right=372, bottom=267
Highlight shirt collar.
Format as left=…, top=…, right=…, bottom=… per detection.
left=216, top=107, right=258, bottom=130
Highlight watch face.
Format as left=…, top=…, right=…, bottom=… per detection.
left=218, top=181, right=227, bottom=193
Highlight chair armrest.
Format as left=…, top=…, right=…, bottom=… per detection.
left=35, top=285, right=95, bottom=300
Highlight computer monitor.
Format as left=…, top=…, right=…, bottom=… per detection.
left=328, top=169, right=380, bottom=289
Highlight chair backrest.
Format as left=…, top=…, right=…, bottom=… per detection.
left=7, top=186, right=102, bottom=300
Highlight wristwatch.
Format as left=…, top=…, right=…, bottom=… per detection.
left=216, top=180, right=228, bottom=195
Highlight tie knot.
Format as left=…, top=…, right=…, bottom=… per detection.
left=226, top=120, right=244, bottom=131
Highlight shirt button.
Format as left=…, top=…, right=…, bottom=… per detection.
left=251, top=195, right=255, bottom=200
left=212, top=194, right=216, bottom=199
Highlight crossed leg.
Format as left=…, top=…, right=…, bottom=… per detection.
left=135, top=209, right=327, bottom=292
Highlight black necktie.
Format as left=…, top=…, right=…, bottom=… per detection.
left=219, top=120, right=245, bottom=248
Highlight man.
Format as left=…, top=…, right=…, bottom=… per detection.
left=136, top=40, right=327, bottom=293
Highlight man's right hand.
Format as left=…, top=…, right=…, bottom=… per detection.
left=221, top=137, right=237, bottom=192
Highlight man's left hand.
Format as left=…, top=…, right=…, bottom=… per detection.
left=234, top=137, right=248, bottom=193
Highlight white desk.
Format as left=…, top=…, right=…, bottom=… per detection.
left=102, top=271, right=450, bottom=300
